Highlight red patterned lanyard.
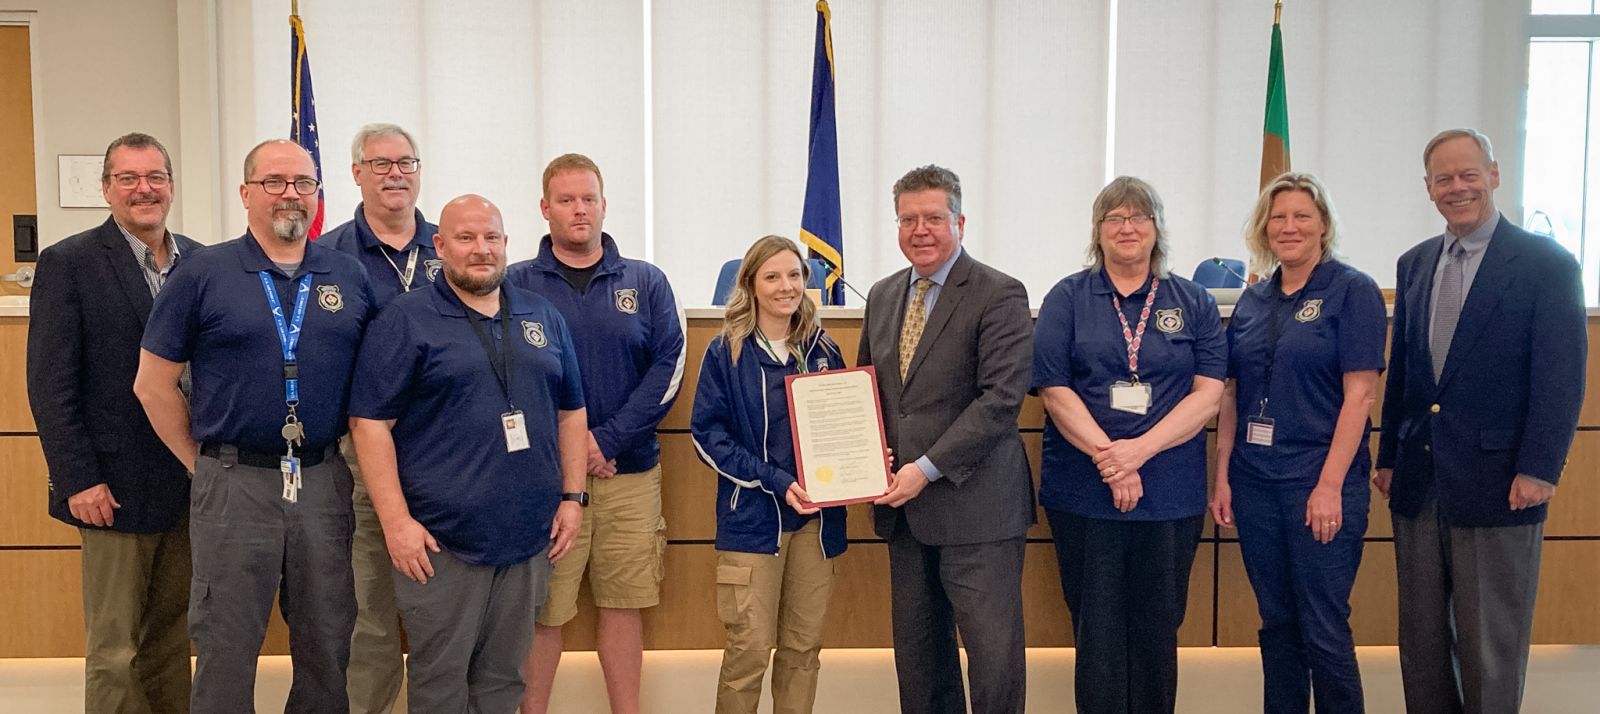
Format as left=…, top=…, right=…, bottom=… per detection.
left=1111, top=277, right=1160, bottom=383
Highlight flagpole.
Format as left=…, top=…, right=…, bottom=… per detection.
left=1274, top=0, right=1282, bottom=25
left=292, top=0, right=299, bottom=18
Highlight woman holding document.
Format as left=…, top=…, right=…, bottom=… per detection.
left=1212, top=172, right=1385, bottom=713
left=1031, top=177, right=1227, bottom=713
left=690, top=235, right=849, bottom=714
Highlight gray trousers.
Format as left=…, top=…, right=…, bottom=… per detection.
left=1393, top=496, right=1544, bottom=714
left=393, top=545, right=551, bottom=714
left=343, top=437, right=405, bottom=714
left=886, top=520, right=1027, bottom=714
left=189, top=448, right=356, bottom=714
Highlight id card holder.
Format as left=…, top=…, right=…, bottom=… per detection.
left=1245, top=416, right=1276, bottom=447
left=1110, top=381, right=1152, bottom=415
left=503, top=411, right=530, bottom=453
left=280, top=456, right=301, bottom=503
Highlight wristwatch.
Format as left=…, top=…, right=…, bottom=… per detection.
left=561, top=492, right=590, bottom=507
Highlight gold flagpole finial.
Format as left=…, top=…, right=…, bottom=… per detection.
left=1274, top=0, right=1283, bottom=25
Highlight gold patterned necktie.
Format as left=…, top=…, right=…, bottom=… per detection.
left=899, top=278, right=933, bottom=380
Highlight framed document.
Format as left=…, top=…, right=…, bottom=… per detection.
left=785, top=366, right=892, bottom=507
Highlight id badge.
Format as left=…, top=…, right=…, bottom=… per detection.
left=1245, top=416, right=1276, bottom=447
left=280, top=456, right=301, bottom=503
left=1110, top=381, right=1152, bottom=415
left=502, top=411, right=531, bottom=453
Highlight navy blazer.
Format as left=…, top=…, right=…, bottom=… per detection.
left=1376, top=216, right=1586, bottom=527
left=26, top=217, right=200, bottom=533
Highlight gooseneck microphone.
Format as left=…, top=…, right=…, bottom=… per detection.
left=1211, top=257, right=1250, bottom=285
left=814, top=256, right=869, bottom=303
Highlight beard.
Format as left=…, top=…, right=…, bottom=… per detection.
left=446, top=263, right=506, bottom=297
left=271, top=200, right=310, bottom=242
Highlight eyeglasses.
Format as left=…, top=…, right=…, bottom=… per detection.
left=361, top=157, right=421, bottom=175
left=1100, top=214, right=1153, bottom=229
left=109, top=172, right=172, bottom=190
left=247, top=177, right=322, bottom=196
left=896, top=213, right=952, bottom=229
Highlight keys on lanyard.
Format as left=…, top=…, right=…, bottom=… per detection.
left=1109, top=278, right=1159, bottom=415
left=259, top=271, right=312, bottom=502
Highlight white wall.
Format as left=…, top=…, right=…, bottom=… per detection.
left=26, top=0, right=1529, bottom=304
left=11, top=0, right=183, bottom=244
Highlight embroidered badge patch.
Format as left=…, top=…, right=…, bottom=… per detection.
left=316, top=284, right=344, bottom=313
left=614, top=288, right=639, bottom=315
left=522, top=320, right=547, bottom=348
left=1295, top=298, right=1324, bottom=323
left=424, top=259, right=443, bottom=282
left=1155, top=307, right=1184, bottom=333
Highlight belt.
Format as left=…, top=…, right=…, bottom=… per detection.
left=200, top=442, right=333, bottom=469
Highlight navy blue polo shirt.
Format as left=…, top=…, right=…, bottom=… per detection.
left=143, top=233, right=377, bottom=455
left=319, top=204, right=440, bottom=308
left=1226, top=259, right=1387, bottom=487
left=1032, top=269, right=1227, bottom=520
left=348, top=278, right=585, bottom=567
left=505, top=234, right=685, bottom=474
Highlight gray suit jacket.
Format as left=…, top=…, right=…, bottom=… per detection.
left=859, top=250, right=1036, bottom=545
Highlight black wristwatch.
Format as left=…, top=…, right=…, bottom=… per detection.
left=561, top=492, right=590, bottom=507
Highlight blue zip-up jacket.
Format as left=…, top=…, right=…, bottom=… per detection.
left=506, top=234, right=686, bottom=473
left=691, top=328, right=848, bottom=558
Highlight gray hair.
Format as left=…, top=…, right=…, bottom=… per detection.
left=893, top=164, right=963, bottom=216
left=102, top=132, right=173, bottom=184
left=1086, top=176, right=1171, bottom=278
left=350, top=122, right=419, bottom=163
left=1423, top=128, right=1495, bottom=174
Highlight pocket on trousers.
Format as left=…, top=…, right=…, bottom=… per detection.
left=715, top=563, right=754, bottom=625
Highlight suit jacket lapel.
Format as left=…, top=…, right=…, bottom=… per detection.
left=1406, top=236, right=1443, bottom=389
left=1438, top=218, right=1519, bottom=390
left=902, top=253, right=971, bottom=386
left=95, top=219, right=156, bottom=324
left=878, top=267, right=911, bottom=394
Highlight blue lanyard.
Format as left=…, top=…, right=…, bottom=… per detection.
left=258, top=272, right=313, bottom=405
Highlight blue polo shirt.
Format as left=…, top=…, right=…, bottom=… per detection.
left=319, top=204, right=440, bottom=308
left=348, top=277, right=585, bottom=567
left=505, top=233, right=685, bottom=473
left=142, top=233, right=376, bottom=454
left=1032, top=269, right=1226, bottom=520
left=1226, top=259, right=1387, bottom=487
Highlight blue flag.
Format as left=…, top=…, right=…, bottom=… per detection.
left=290, top=13, right=326, bottom=239
left=800, top=1, right=844, bottom=305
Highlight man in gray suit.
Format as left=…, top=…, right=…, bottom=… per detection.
left=860, top=164, right=1036, bottom=714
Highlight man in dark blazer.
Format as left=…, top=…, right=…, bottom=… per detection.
left=26, top=132, right=200, bottom=712
left=1375, top=128, right=1586, bottom=714
left=859, top=164, right=1035, bottom=714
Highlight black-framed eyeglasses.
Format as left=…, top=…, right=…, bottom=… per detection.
left=109, top=172, right=172, bottom=190
left=361, top=157, right=421, bottom=175
left=247, top=177, right=321, bottom=196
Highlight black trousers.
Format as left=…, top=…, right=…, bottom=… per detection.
left=1047, top=510, right=1203, bottom=714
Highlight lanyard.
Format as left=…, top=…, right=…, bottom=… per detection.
left=466, top=290, right=516, bottom=410
left=1110, top=277, right=1159, bottom=383
left=380, top=245, right=420, bottom=292
left=1256, top=291, right=1296, bottom=417
left=258, top=272, right=313, bottom=404
left=755, top=328, right=809, bottom=373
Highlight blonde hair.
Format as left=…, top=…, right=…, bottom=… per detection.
left=542, top=153, right=604, bottom=197
left=720, top=236, right=819, bottom=365
left=1086, top=176, right=1171, bottom=278
left=1244, top=171, right=1342, bottom=274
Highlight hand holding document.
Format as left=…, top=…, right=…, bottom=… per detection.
left=785, top=367, right=892, bottom=507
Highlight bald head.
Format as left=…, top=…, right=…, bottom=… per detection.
left=434, top=194, right=508, bottom=297
left=239, top=139, right=320, bottom=244
left=243, top=139, right=314, bottom=183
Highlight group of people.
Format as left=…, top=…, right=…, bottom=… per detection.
left=24, top=124, right=1584, bottom=714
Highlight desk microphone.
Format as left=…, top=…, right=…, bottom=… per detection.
left=813, top=257, right=869, bottom=303
left=1211, top=257, right=1250, bottom=285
